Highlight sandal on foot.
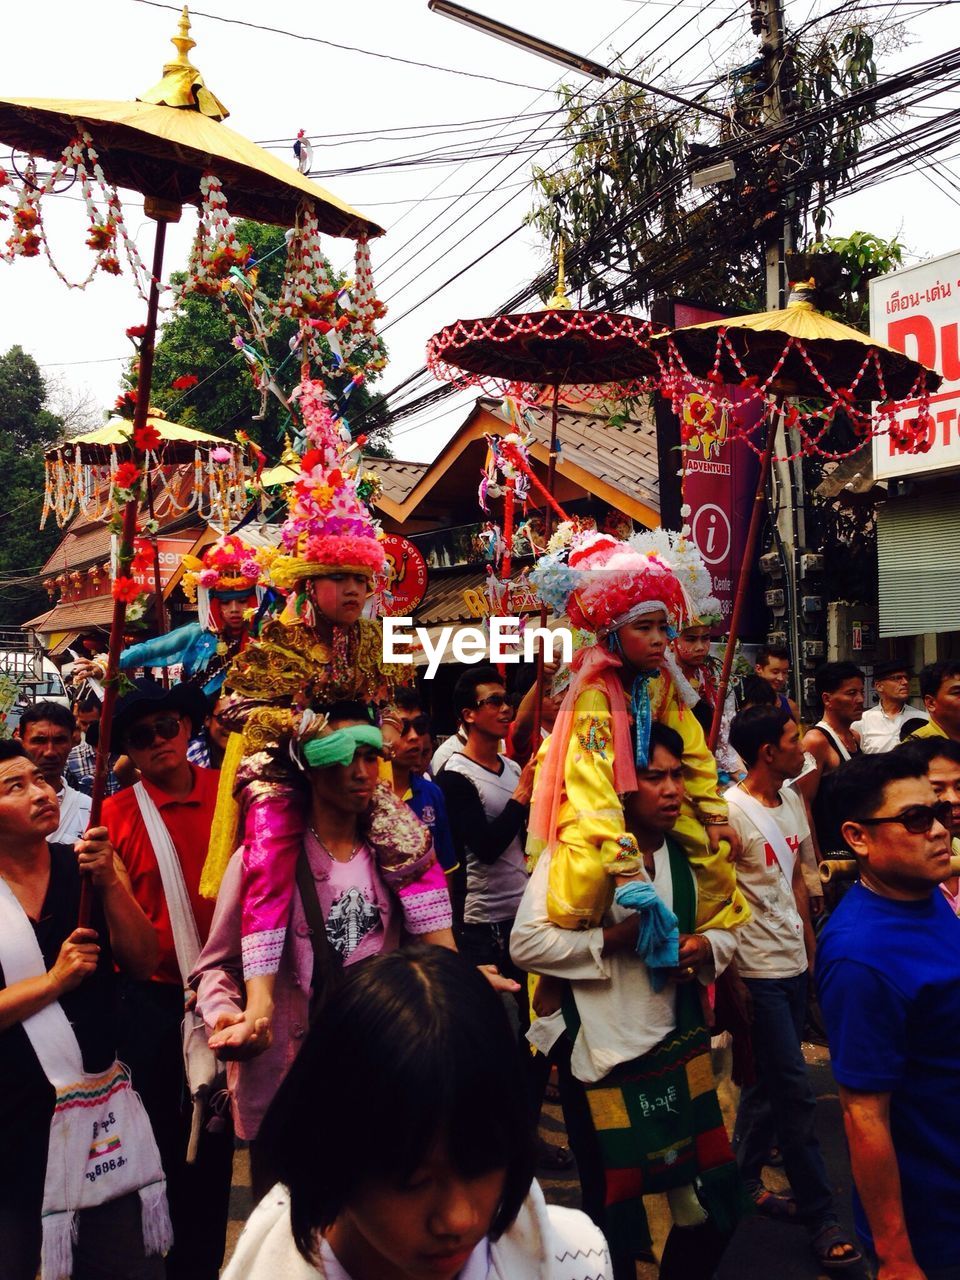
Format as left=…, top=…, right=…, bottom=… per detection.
left=536, top=1138, right=574, bottom=1172
left=812, top=1223, right=863, bottom=1271
left=751, top=1185, right=799, bottom=1220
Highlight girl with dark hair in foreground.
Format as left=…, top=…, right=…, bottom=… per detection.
left=223, top=945, right=610, bottom=1280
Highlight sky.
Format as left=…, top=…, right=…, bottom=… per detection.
left=1, top=0, right=959, bottom=462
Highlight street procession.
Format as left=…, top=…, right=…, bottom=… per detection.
left=2, top=1, right=960, bottom=1278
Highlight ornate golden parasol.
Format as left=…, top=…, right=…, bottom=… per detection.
left=652, top=278, right=941, bottom=747
left=0, top=8, right=385, bottom=914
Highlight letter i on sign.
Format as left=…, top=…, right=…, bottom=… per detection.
left=703, top=512, right=718, bottom=556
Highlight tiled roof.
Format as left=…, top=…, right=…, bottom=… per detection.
left=363, top=457, right=430, bottom=506
left=22, top=594, right=135, bottom=633
left=481, top=398, right=659, bottom=513
left=415, top=568, right=491, bottom=627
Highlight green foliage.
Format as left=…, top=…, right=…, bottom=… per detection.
left=134, top=220, right=391, bottom=460
left=527, top=20, right=882, bottom=313
left=0, top=347, right=64, bottom=625
left=809, top=230, right=904, bottom=327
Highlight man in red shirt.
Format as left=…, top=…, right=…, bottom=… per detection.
left=103, top=681, right=233, bottom=1280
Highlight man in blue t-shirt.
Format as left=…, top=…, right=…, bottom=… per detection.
left=817, top=749, right=960, bottom=1280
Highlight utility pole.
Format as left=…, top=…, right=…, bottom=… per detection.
left=751, top=0, right=816, bottom=718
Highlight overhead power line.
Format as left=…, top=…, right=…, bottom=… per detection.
left=130, top=0, right=549, bottom=92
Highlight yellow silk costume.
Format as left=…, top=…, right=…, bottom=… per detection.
left=546, top=678, right=750, bottom=933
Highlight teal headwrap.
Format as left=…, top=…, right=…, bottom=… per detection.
left=302, top=724, right=383, bottom=768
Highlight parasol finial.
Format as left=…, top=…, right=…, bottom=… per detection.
left=785, top=276, right=818, bottom=313
left=279, top=434, right=300, bottom=468
left=545, top=239, right=573, bottom=312
left=138, top=5, right=230, bottom=121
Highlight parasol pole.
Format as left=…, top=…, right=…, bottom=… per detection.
left=145, top=469, right=171, bottom=689
left=707, top=402, right=782, bottom=751
left=80, top=207, right=176, bottom=925
left=532, top=381, right=562, bottom=744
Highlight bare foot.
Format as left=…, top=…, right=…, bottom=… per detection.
left=208, top=1011, right=273, bottom=1059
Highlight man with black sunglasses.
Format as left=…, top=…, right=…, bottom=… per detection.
left=381, top=688, right=457, bottom=876
left=437, top=667, right=535, bottom=980
left=818, top=751, right=960, bottom=1280
left=101, top=680, right=234, bottom=1280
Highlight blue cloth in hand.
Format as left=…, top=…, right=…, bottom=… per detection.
left=614, top=879, right=679, bottom=992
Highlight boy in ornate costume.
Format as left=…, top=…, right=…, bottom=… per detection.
left=631, top=528, right=741, bottom=781
left=74, top=534, right=260, bottom=697
left=201, top=382, right=436, bottom=1050
left=528, top=527, right=748, bottom=934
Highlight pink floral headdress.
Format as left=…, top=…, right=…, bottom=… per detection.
left=262, top=379, right=385, bottom=593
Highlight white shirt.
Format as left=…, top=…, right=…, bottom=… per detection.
left=223, top=1181, right=610, bottom=1280
left=726, top=785, right=810, bottom=980
left=430, top=730, right=467, bottom=774
left=50, top=779, right=92, bottom=846
left=510, top=844, right=737, bottom=1084
left=853, top=702, right=929, bottom=754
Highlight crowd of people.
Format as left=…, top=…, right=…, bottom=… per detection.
left=2, top=500, right=960, bottom=1280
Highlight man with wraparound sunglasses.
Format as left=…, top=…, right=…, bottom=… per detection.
left=380, top=687, right=457, bottom=876
left=818, top=751, right=960, bottom=1280
left=102, top=680, right=234, bottom=1280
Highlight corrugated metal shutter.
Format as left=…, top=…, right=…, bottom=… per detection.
left=877, top=496, right=960, bottom=637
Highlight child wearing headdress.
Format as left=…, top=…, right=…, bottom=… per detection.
left=74, top=533, right=261, bottom=697
left=631, top=528, right=742, bottom=781
left=201, top=383, right=447, bottom=1048
left=528, top=527, right=749, bottom=933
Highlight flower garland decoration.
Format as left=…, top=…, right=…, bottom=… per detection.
left=177, top=174, right=251, bottom=298
left=0, top=136, right=152, bottom=294
left=658, top=328, right=936, bottom=463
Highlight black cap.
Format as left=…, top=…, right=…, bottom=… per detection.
left=873, top=659, right=912, bottom=681
left=112, top=678, right=209, bottom=747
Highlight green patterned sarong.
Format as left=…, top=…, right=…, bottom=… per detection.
left=569, top=839, right=747, bottom=1257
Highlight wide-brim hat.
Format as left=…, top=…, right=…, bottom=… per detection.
left=112, top=678, right=209, bottom=747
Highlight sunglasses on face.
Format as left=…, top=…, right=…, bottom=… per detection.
left=398, top=714, right=430, bottom=736
left=474, top=693, right=508, bottom=710
left=126, top=714, right=183, bottom=751
left=858, top=800, right=953, bottom=835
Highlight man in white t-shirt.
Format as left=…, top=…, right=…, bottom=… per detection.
left=726, top=705, right=860, bottom=1271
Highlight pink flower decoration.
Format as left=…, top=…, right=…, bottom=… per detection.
left=199, top=569, right=220, bottom=588
left=211, top=446, right=232, bottom=463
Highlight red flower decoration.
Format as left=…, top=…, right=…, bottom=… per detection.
left=133, top=423, right=162, bottom=452
left=688, top=400, right=709, bottom=425
left=114, top=390, right=137, bottom=419
left=114, top=461, right=142, bottom=490
left=130, top=538, right=153, bottom=574
left=126, top=324, right=147, bottom=340
left=355, top=433, right=368, bottom=448
left=14, top=207, right=38, bottom=230
left=111, top=576, right=142, bottom=603
left=301, top=449, right=324, bottom=472
left=171, top=374, right=199, bottom=390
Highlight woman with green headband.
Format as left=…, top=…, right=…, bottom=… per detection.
left=197, top=701, right=456, bottom=1134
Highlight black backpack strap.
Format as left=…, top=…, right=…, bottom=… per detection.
left=295, top=848, right=343, bottom=1024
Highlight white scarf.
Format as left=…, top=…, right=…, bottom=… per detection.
left=0, top=874, right=172, bottom=1280
left=132, top=784, right=218, bottom=1107
left=726, top=785, right=796, bottom=887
